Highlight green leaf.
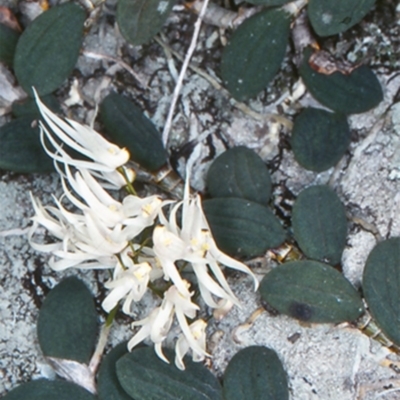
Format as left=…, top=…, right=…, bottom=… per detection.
left=0, top=117, right=53, bottom=173
left=37, top=277, right=98, bottom=364
left=308, top=0, right=375, bottom=36
left=3, top=379, right=96, bottom=400
left=363, top=238, right=400, bottom=346
left=259, top=260, right=364, bottom=323
left=203, top=198, right=286, bottom=257
left=100, top=93, right=167, bottom=171
left=206, top=146, right=272, bottom=204
left=116, top=347, right=223, bottom=400
left=117, top=0, right=176, bottom=46
left=223, top=346, right=289, bottom=400
left=12, top=94, right=61, bottom=119
left=97, top=342, right=132, bottom=400
left=292, top=185, right=347, bottom=265
left=0, top=23, right=20, bottom=66
left=14, top=3, right=85, bottom=96
left=291, top=107, right=350, bottom=172
left=299, top=48, right=383, bottom=114
left=221, top=8, right=291, bottom=101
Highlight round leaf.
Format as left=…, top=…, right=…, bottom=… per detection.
left=363, top=238, right=400, bottom=346
left=14, top=3, right=85, bottom=96
left=0, top=23, right=20, bottom=66
left=0, top=117, right=53, bottom=173
left=207, top=146, right=272, bottom=204
left=299, top=48, right=383, bottom=114
left=203, top=198, right=286, bottom=257
left=3, top=379, right=96, bottom=400
left=259, top=260, right=364, bottom=323
left=37, top=277, right=98, bottom=364
left=221, top=8, right=291, bottom=100
left=117, top=0, right=176, bottom=46
left=223, top=346, right=289, bottom=400
left=291, top=107, right=350, bottom=172
left=100, top=93, right=167, bottom=171
left=12, top=95, right=61, bottom=119
left=308, top=0, right=375, bottom=36
left=116, top=347, right=223, bottom=400
left=97, top=342, right=132, bottom=400
left=292, top=185, right=347, bottom=265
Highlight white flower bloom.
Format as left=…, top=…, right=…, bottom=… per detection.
left=128, top=282, right=203, bottom=363
left=61, top=165, right=163, bottom=237
left=175, top=319, right=207, bottom=370
left=33, top=89, right=130, bottom=187
left=153, top=175, right=258, bottom=307
left=102, top=261, right=152, bottom=314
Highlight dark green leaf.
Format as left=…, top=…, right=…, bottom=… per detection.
left=308, top=0, right=375, bottom=36
left=259, top=260, right=364, bottom=323
left=0, top=23, right=20, bottom=66
left=221, top=9, right=291, bottom=101
left=207, top=146, right=272, bottom=204
left=203, top=198, right=286, bottom=257
left=116, top=347, right=223, bottom=400
left=363, top=238, right=400, bottom=346
left=223, top=346, right=289, bottom=400
left=291, top=107, right=350, bottom=172
left=12, top=95, right=61, bottom=119
left=117, top=0, right=176, bottom=46
left=37, top=277, right=98, bottom=364
left=299, top=48, right=383, bottom=114
left=100, top=93, right=167, bottom=171
left=14, top=3, right=85, bottom=96
left=97, top=342, right=132, bottom=400
left=3, top=379, right=96, bottom=400
left=292, top=185, right=347, bottom=265
left=0, top=117, right=53, bottom=173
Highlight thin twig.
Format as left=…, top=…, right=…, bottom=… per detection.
left=161, top=0, right=210, bottom=146
left=82, top=50, right=148, bottom=89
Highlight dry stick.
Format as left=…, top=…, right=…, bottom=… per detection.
left=155, top=36, right=293, bottom=129
left=161, top=0, right=211, bottom=146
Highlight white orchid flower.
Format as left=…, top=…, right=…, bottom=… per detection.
left=128, top=282, right=202, bottom=363
left=153, top=174, right=258, bottom=307
left=102, top=261, right=152, bottom=314
left=61, top=165, right=162, bottom=238
left=33, top=88, right=130, bottom=187
left=175, top=319, right=208, bottom=370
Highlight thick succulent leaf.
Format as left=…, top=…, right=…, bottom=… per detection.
left=203, top=198, right=286, bottom=257
left=97, top=342, right=132, bottom=400
left=0, top=23, right=19, bottom=66
left=221, top=8, right=291, bottom=101
left=3, top=379, right=96, bottom=400
left=117, top=0, right=175, bottom=45
left=363, top=238, right=400, bottom=346
left=100, top=93, right=167, bottom=171
left=259, top=260, right=364, bottom=323
left=116, top=347, right=223, bottom=400
left=291, top=107, right=350, bottom=172
left=223, top=346, right=289, bottom=400
left=308, top=0, right=376, bottom=36
left=299, top=48, right=383, bottom=114
left=292, top=185, right=347, bottom=265
left=206, top=146, right=272, bottom=204
left=37, top=277, right=98, bottom=364
left=0, top=117, right=53, bottom=173
left=12, top=94, right=61, bottom=118
left=14, top=3, right=85, bottom=96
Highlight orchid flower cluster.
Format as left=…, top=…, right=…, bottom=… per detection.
left=28, top=91, right=259, bottom=370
